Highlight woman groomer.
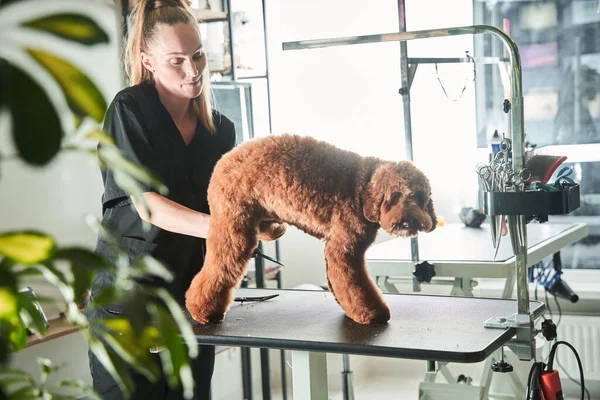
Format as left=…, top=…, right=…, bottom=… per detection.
left=85, top=0, right=235, bottom=399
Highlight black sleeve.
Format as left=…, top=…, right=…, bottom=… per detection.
left=100, top=93, right=168, bottom=208
left=214, top=111, right=237, bottom=153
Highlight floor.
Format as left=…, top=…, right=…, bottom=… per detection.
left=268, top=355, right=598, bottom=400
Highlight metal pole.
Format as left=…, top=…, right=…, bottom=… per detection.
left=341, top=354, right=354, bottom=400
left=282, top=25, right=529, bottom=317
left=574, top=36, right=581, bottom=136
left=397, top=0, right=420, bottom=265
left=225, top=0, right=237, bottom=80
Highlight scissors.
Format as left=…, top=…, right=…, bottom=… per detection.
left=234, top=294, right=279, bottom=303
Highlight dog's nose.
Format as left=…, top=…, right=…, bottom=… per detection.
left=400, top=219, right=422, bottom=231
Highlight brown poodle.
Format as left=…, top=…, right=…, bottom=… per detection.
left=186, top=134, right=437, bottom=325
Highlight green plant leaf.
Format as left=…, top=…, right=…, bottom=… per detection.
left=27, top=49, right=106, bottom=124
left=113, top=170, right=153, bottom=231
left=84, top=215, right=122, bottom=252
left=0, top=258, right=14, bottom=271
left=0, top=231, right=55, bottom=265
left=18, top=292, right=48, bottom=336
left=22, top=13, right=109, bottom=46
left=6, top=386, right=38, bottom=400
left=0, top=321, right=12, bottom=363
left=53, top=247, right=114, bottom=306
left=151, top=288, right=198, bottom=359
left=48, top=393, right=79, bottom=400
left=150, top=304, right=194, bottom=398
left=13, top=267, right=42, bottom=278
left=0, top=368, right=33, bottom=379
left=57, top=380, right=102, bottom=400
left=132, top=256, right=174, bottom=283
left=97, top=145, right=167, bottom=195
left=0, top=0, right=23, bottom=9
left=87, top=338, right=135, bottom=398
left=0, top=288, right=18, bottom=319
left=0, top=62, right=62, bottom=165
left=86, top=130, right=114, bottom=146
left=98, top=318, right=161, bottom=382
left=36, top=358, right=60, bottom=386
left=0, top=375, right=29, bottom=387
left=7, top=319, right=28, bottom=354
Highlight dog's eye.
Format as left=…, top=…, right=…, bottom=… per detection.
left=413, top=193, right=426, bottom=207
left=388, top=193, right=402, bottom=205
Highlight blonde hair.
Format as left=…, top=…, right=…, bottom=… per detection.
left=125, top=0, right=216, bottom=134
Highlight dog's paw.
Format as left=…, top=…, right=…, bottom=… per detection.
left=187, top=302, right=226, bottom=325
left=185, top=281, right=233, bottom=325
left=346, top=304, right=391, bottom=325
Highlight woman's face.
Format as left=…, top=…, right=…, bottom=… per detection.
left=142, top=23, right=206, bottom=99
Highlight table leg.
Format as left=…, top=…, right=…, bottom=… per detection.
left=291, top=351, right=328, bottom=400
left=341, top=354, right=354, bottom=400
left=376, top=276, right=399, bottom=293
left=242, top=347, right=253, bottom=400
left=501, top=271, right=515, bottom=299
left=450, top=278, right=476, bottom=297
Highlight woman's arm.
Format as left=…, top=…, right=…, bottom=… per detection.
left=131, top=192, right=211, bottom=239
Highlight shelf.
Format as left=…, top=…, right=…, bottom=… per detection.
left=408, top=57, right=509, bottom=65
left=25, top=318, right=85, bottom=349
left=190, top=8, right=228, bottom=23
left=126, top=3, right=228, bottom=23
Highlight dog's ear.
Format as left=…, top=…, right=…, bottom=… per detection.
left=363, top=182, right=384, bottom=223
left=363, top=165, right=390, bottom=223
left=425, top=198, right=438, bottom=232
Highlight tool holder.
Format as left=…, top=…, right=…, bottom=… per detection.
left=281, top=22, right=581, bottom=361
left=483, top=185, right=581, bottom=217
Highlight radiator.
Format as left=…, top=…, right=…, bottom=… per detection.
left=541, top=315, right=600, bottom=398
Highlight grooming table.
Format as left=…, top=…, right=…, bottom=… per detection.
left=366, top=222, right=589, bottom=298
left=190, top=288, right=545, bottom=400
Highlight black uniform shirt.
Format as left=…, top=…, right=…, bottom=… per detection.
left=94, top=83, right=236, bottom=305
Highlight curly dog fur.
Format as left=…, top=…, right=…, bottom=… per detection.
left=186, top=134, right=437, bottom=325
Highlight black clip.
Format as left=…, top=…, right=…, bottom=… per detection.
left=502, top=99, right=511, bottom=113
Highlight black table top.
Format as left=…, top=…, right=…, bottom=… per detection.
left=366, top=223, right=583, bottom=263
left=189, top=288, right=545, bottom=363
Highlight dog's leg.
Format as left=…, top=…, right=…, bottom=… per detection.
left=324, top=233, right=390, bottom=324
left=257, top=221, right=287, bottom=241
left=186, top=212, right=259, bottom=324
left=325, top=258, right=339, bottom=305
